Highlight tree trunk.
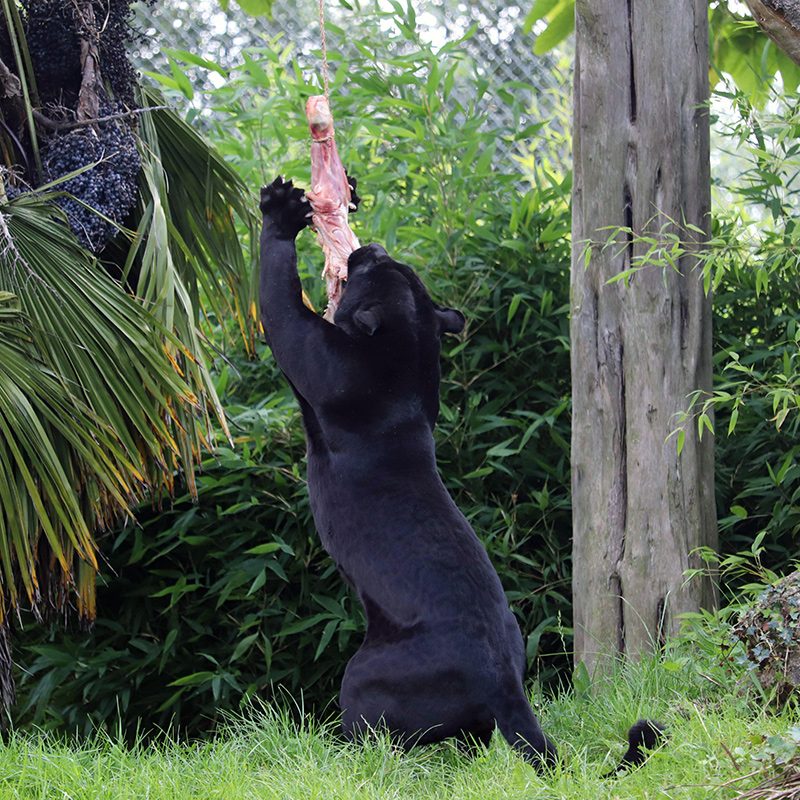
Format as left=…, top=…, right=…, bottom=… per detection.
left=745, top=0, right=800, bottom=66
left=76, top=0, right=101, bottom=122
left=570, top=0, right=717, bottom=675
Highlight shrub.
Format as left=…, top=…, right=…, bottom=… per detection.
left=14, top=378, right=356, bottom=735
left=705, top=88, right=800, bottom=575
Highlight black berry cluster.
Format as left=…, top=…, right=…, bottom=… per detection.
left=22, top=0, right=82, bottom=103
left=95, top=0, right=147, bottom=106
left=20, top=0, right=154, bottom=107
left=41, top=115, right=141, bottom=253
left=4, top=184, right=24, bottom=201
left=4, top=0, right=153, bottom=253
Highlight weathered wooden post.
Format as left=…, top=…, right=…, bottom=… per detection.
left=570, top=0, right=717, bottom=673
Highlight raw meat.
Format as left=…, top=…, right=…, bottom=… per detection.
left=305, top=95, right=360, bottom=321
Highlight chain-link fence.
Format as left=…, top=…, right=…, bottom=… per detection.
left=131, top=0, right=569, bottom=162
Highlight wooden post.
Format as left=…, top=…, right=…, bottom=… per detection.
left=570, top=0, right=717, bottom=674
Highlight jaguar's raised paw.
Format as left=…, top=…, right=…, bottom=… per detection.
left=344, top=170, right=362, bottom=213
left=260, top=176, right=311, bottom=239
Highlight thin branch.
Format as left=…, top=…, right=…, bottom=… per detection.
left=745, top=0, right=800, bottom=66
left=73, top=0, right=102, bottom=122
left=31, top=106, right=169, bottom=132
left=721, top=741, right=743, bottom=772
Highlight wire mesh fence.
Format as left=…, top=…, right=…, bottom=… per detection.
left=131, top=0, right=570, bottom=163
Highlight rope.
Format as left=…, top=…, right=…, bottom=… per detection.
left=317, top=0, right=330, bottom=101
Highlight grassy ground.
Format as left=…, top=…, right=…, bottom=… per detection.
left=0, top=656, right=796, bottom=799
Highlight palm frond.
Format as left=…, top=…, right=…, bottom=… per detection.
left=0, top=195, right=207, bottom=650
left=0, top=282, right=135, bottom=701
left=0, top=100, right=257, bottom=645
left=139, top=87, right=258, bottom=353
left=0, top=3, right=257, bottom=711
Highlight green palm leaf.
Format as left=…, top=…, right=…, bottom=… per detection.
left=120, top=92, right=259, bottom=493
left=0, top=193, right=218, bottom=693
left=0, top=7, right=257, bottom=710
left=0, top=282, right=129, bottom=694
left=139, top=87, right=258, bottom=352
left=0, top=105, right=257, bottom=646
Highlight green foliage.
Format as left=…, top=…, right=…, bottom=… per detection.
left=679, top=534, right=778, bottom=663
left=731, top=571, right=800, bottom=705
left=524, top=0, right=574, bottom=56
left=13, top=0, right=798, bottom=742
left=12, top=10, right=573, bottom=735
left=218, top=0, right=274, bottom=18
left=13, top=381, right=351, bottom=735
left=0, top=194, right=195, bottom=622
left=706, top=87, right=800, bottom=572
left=710, top=2, right=800, bottom=102
left=0, top=0, right=255, bottom=703
left=137, top=89, right=258, bottom=354
left=0, top=284, right=128, bottom=623
left=525, top=0, right=800, bottom=103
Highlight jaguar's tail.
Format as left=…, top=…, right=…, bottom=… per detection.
left=605, top=719, right=666, bottom=776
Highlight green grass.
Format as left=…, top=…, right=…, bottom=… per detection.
left=0, top=656, right=796, bottom=799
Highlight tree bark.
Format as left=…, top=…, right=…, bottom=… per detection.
left=745, top=0, right=800, bottom=66
left=571, top=0, right=717, bottom=674
left=75, top=0, right=101, bottom=122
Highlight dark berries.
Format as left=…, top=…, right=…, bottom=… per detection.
left=4, top=0, right=153, bottom=253
left=41, top=114, right=141, bottom=253
left=22, top=0, right=82, bottom=102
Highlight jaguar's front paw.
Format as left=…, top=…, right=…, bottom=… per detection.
left=344, top=171, right=361, bottom=213
left=260, top=176, right=311, bottom=239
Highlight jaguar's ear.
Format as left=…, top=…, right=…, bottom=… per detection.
left=435, top=305, right=465, bottom=335
left=353, top=307, right=381, bottom=336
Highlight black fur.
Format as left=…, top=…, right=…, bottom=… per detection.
left=609, top=719, right=666, bottom=774
left=259, top=176, right=660, bottom=773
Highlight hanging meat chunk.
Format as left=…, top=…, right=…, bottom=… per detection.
left=305, top=95, right=360, bottom=321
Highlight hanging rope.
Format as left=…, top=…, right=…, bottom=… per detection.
left=317, top=0, right=330, bottom=101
